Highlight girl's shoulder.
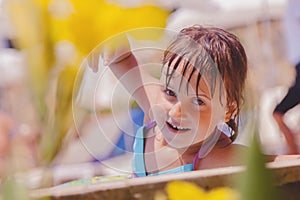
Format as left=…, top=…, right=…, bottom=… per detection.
left=195, top=144, right=248, bottom=170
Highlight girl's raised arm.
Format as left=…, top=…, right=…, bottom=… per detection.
left=88, top=34, right=159, bottom=122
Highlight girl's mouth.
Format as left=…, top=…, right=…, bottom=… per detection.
left=166, top=121, right=191, bottom=133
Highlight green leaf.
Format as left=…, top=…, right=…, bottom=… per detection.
left=236, top=128, right=280, bottom=200
left=2, top=177, right=30, bottom=200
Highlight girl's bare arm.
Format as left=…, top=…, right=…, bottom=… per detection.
left=88, top=34, right=159, bottom=122
left=109, top=52, right=158, bottom=122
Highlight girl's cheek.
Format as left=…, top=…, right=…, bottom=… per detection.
left=191, top=111, right=212, bottom=133
left=156, top=93, right=173, bottom=109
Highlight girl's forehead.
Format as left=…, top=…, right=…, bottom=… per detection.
left=161, top=63, right=211, bottom=96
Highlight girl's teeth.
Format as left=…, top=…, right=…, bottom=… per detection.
left=168, top=122, right=189, bottom=130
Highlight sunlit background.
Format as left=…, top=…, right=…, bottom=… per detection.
left=0, top=0, right=299, bottom=199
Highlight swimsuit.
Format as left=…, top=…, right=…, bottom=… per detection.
left=132, top=121, right=224, bottom=177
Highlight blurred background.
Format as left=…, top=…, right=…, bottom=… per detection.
left=0, top=0, right=299, bottom=192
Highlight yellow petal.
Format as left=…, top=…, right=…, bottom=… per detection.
left=166, top=181, right=206, bottom=200
left=207, top=187, right=240, bottom=200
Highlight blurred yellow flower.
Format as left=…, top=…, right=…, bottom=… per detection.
left=166, top=181, right=206, bottom=200
left=165, top=181, right=240, bottom=200
left=207, top=187, right=240, bottom=200
left=49, top=0, right=170, bottom=55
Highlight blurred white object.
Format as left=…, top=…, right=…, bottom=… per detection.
left=259, top=87, right=290, bottom=155
left=55, top=40, right=78, bottom=67
left=0, top=48, right=25, bottom=87
left=1, top=0, right=20, bottom=62
left=167, top=0, right=287, bottom=31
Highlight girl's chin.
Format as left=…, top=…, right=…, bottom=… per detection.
left=162, top=132, right=195, bottom=149
left=165, top=141, right=190, bottom=149
left=162, top=130, right=208, bottom=149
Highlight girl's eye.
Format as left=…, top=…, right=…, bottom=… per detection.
left=165, top=89, right=176, bottom=97
left=193, top=98, right=204, bottom=106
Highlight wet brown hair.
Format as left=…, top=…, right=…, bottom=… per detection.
left=162, top=25, right=248, bottom=141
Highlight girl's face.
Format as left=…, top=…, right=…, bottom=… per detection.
left=151, top=58, right=226, bottom=149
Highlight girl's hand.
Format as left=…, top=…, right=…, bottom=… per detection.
left=88, top=33, right=132, bottom=72
left=101, top=33, right=132, bottom=66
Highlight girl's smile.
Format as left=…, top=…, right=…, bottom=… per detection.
left=166, top=120, right=191, bottom=133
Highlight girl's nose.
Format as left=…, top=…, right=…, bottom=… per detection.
left=168, top=101, right=182, bottom=119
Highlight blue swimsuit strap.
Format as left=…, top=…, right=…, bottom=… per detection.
left=132, top=123, right=148, bottom=177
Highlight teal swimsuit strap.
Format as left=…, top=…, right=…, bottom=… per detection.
left=147, top=163, right=193, bottom=176
left=132, top=122, right=148, bottom=177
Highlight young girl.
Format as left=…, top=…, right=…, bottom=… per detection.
left=95, top=26, right=249, bottom=177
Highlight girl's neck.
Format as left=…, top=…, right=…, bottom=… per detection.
left=153, top=127, right=203, bottom=164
